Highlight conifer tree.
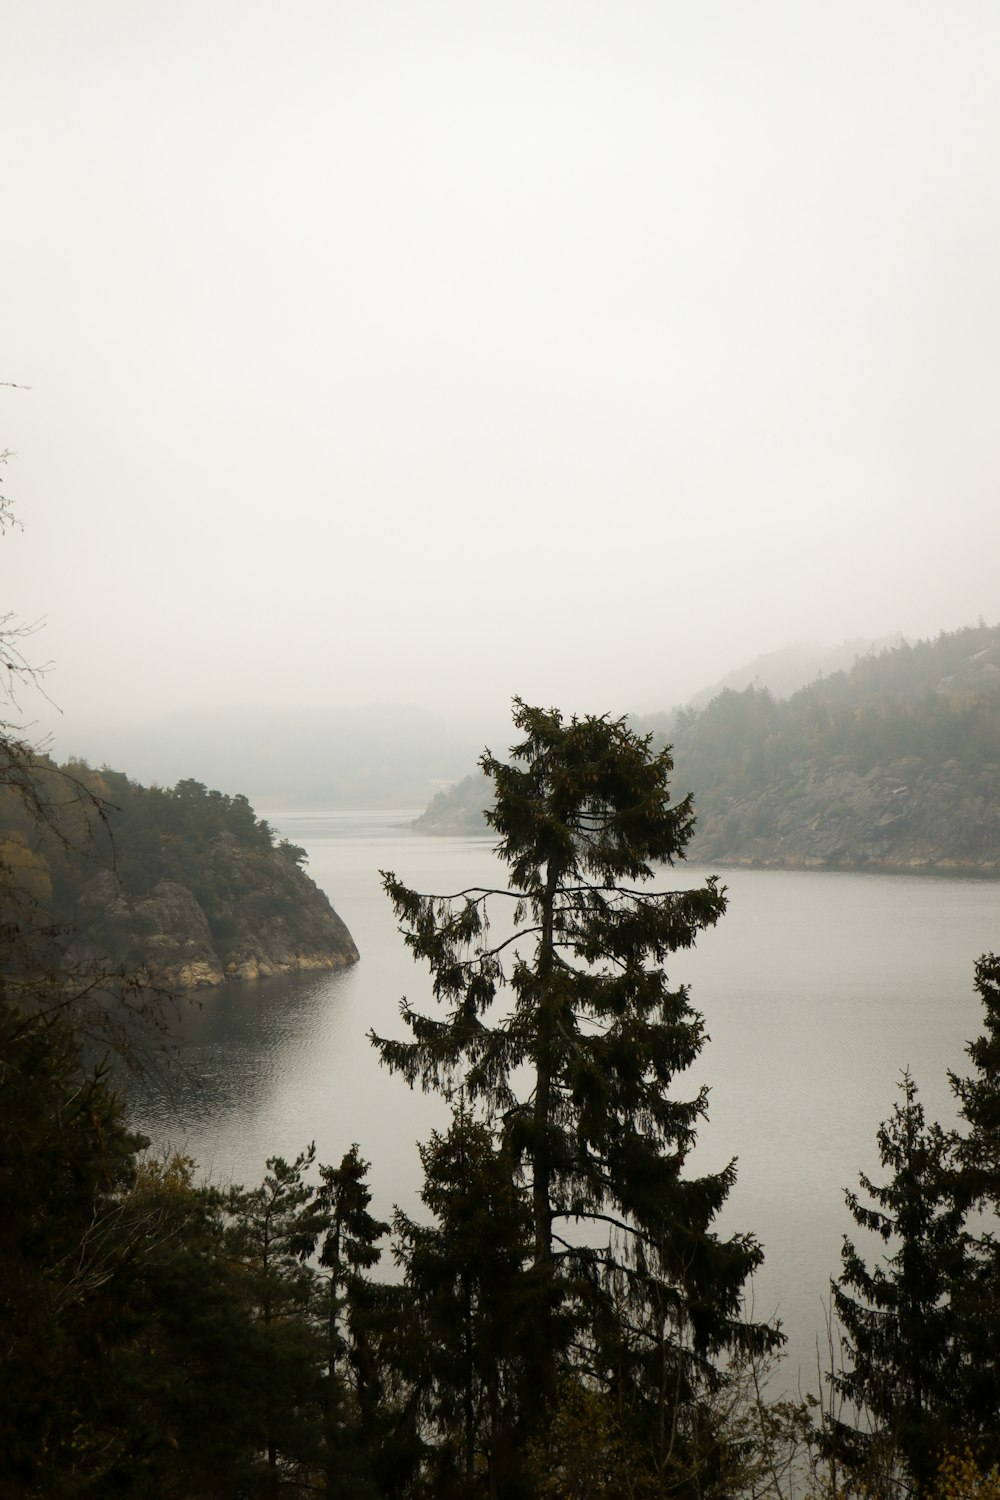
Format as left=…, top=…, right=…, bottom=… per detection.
left=830, top=1070, right=970, bottom=1489
left=224, top=1147, right=329, bottom=1486
left=948, top=953, right=1000, bottom=1463
left=0, top=998, right=146, bottom=1491
left=952, top=954, right=1000, bottom=1208
left=372, top=700, right=777, bottom=1464
left=317, top=1144, right=390, bottom=1498
left=391, top=1107, right=534, bottom=1496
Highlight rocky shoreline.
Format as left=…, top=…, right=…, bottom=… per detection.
left=681, top=757, right=1000, bottom=875
left=72, top=850, right=360, bottom=992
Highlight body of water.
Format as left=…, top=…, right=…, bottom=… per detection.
left=127, top=810, right=1000, bottom=1392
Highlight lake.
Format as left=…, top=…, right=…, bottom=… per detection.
left=126, top=809, right=1000, bottom=1393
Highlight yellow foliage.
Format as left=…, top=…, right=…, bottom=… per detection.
left=133, top=1150, right=199, bottom=1196
left=932, top=1451, right=1000, bottom=1500
left=0, top=831, right=53, bottom=903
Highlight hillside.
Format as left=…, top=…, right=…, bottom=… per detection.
left=413, top=769, right=494, bottom=835
left=0, top=760, right=359, bottom=990
left=415, top=624, right=1000, bottom=873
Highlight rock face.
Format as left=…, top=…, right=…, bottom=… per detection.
left=75, top=841, right=360, bottom=991
left=204, top=836, right=360, bottom=983
left=685, top=758, right=1000, bottom=873
left=413, top=761, right=1000, bottom=873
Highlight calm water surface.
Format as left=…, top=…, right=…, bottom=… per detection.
left=127, top=810, right=1000, bottom=1391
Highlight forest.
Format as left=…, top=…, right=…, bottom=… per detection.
left=417, top=625, right=1000, bottom=872
left=4, top=690, right=1000, bottom=1499
left=0, top=755, right=359, bottom=989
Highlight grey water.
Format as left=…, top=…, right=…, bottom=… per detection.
left=126, top=809, right=1000, bottom=1393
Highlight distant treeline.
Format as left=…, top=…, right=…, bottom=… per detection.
left=665, top=621, right=1000, bottom=798
left=418, top=623, right=1000, bottom=869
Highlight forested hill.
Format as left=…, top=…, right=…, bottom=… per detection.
left=662, top=622, right=1000, bottom=870
left=0, top=762, right=359, bottom=989
left=416, top=624, right=1000, bottom=872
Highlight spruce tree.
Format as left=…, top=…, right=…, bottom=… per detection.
left=372, top=700, right=777, bottom=1469
left=948, top=953, right=1000, bottom=1463
left=224, top=1147, right=329, bottom=1486
left=391, top=1107, right=533, bottom=1496
left=830, top=1070, right=970, bottom=1489
left=952, top=954, right=1000, bottom=1208
left=317, top=1144, right=390, bottom=1498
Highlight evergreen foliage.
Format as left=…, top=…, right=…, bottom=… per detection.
left=390, top=1108, right=534, bottom=1496
left=947, top=955, right=1000, bottom=1464
left=373, top=699, right=779, bottom=1490
left=317, top=1145, right=392, bottom=1498
left=831, top=1072, right=971, bottom=1489
left=829, top=958, right=1000, bottom=1492
left=952, top=955, right=1000, bottom=1209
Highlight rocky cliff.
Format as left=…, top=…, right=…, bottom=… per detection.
left=72, top=833, right=359, bottom=990
left=683, top=757, right=1000, bottom=873
left=3, top=765, right=361, bottom=991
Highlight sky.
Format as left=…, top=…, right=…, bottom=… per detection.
left=4, top=1, right=1000, bottom=765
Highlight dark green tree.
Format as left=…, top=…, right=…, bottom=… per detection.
left=372, top=700, right=777, bottom=1474
left=390, top=1107, right=534, bottom=1498
left=224, top=1147, right=329, bottom=1491
left=0, top=997, right=146, bottom=1493
left=830, top=1070, right=970, bottom=1491
left=317, top=1144, right=390, bottom=1498
left=952, top=954, right=1000, bottom=1208
left=107, top=1152, right=287, bottom=1497
left=947, top=953, right=1000, bottom=1464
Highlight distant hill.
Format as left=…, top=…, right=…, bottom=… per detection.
left=54, top=703, right=481, bottom=811
left=667, top=623, right=1000, bottom=871
left=415, top=624, right=1000, bottom=873
left=0, top=759, right=359, bottom=990
left=682, top=636, right=904, bottom=711
left=413, top=769, right=493, bottom=835
left=629, top=636, right=903, bottom=742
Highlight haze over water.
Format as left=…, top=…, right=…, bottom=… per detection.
left=6, top=3, right=1000, bottom=772
left=129, top=811, right=1000, bottom=1392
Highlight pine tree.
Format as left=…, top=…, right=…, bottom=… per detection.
left=317, top=1144, right=390, bottom=1498
left=831, top=1070, right=970, bottom=1489
left=390, top=1107, right=534, bottom=1497
left=372, top=700, right=777, bottom=1473
left=224, top=1147, right=329, bottom=1488
left=952, top=954, right=1000, bottom=1209
left=948, top=953, right=1000, bottom=1464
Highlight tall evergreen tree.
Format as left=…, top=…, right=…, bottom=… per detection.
left=372, top=700, right=777, bottom=1474
left=948, top=953, right=1000, bottom=1463
left=952, top=954, right=1000, bottom=1208
left=317, top=1144, right=390, bottom=1499
left=830, top=1070, right=970, bottom=1490
left=224, top=1147, right=329, bottom=1490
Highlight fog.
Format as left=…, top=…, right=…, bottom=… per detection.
left=4, top=2, right=1000, bottom=789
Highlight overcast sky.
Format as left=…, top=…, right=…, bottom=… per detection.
left=4, top=2, right=1000, bottom=758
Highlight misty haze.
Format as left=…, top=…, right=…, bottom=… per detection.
left=5, top=4, right=1000, bottom=1495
